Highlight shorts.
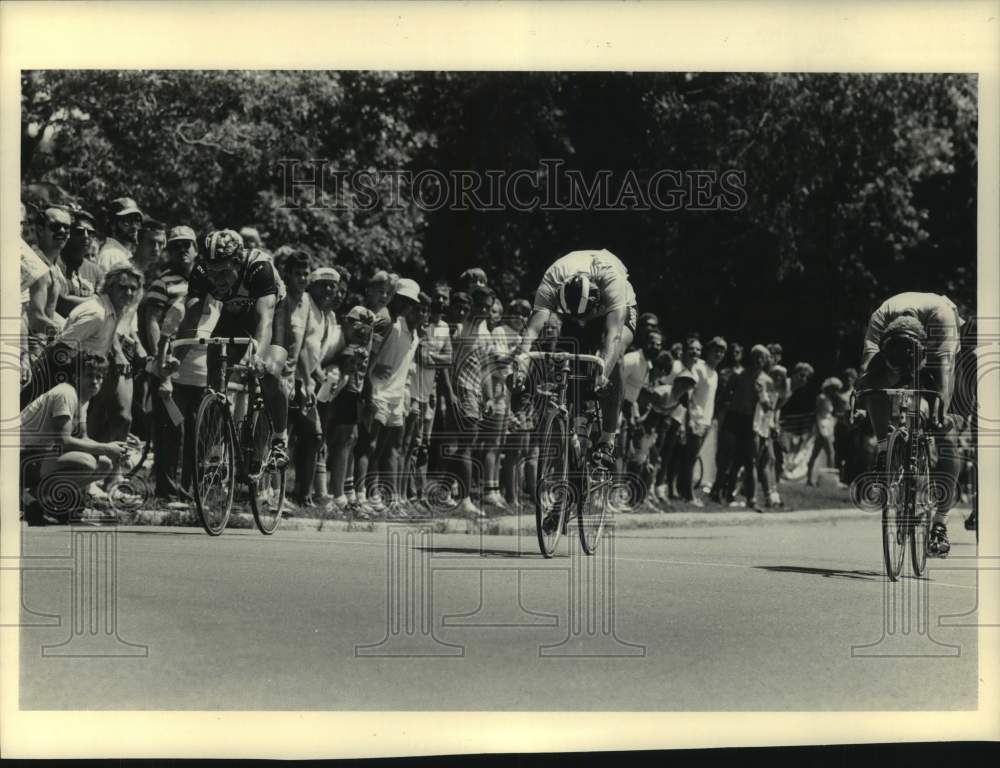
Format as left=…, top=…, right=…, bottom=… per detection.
left=369, top=393, right=406, bottom=428
left=332, top=390, right=361, bottom=426
left=455, top=384, right=483, bottom=423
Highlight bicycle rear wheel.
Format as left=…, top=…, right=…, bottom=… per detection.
left=910, top=438, right=932, bottom=577
left=535, top=413, right=569, bottom=558
left=246, top=407, right=286, bottom=534
left=193, top=394, right=236, bottom=536
left=882, top=430, right=908, bottom=581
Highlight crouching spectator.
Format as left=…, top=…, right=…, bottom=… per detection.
left=21, top=353, right=129, bottom=525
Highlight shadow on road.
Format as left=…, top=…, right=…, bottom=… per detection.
left=755, top=564, right=886, bottom=582
left=414, top=545, right=533, bottom=559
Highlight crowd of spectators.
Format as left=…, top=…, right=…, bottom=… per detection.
left=18, top=190, right=870, bottom=524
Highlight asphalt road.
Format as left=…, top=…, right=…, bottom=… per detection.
left=17, top=515, right=980, bottom=710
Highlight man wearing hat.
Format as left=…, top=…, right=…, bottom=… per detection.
left=137, top=224, right=198, bottom=502
left=354, top=277, right=422, bottom=516
left=97, top=196, right=143, bottom=273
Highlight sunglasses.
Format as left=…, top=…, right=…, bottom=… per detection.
left=47, top=222, right=71, bottom=234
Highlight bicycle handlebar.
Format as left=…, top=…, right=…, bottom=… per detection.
left=518, top=351, right=606, bottom=376
left=170, top=336, right=258, bottom=355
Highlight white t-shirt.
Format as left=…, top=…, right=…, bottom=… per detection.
left=689, top=360, right=719, bottom=436
left=57, top=294, right=119, bottom=357
left=21, top=383, right=83, bottom=450
left=413, top=318, right=452, bottom=403
left=369, top=315, right=419, bottom=403
left=96, top=237, right=132, bottom=273
left=533, top=249, right=637, bottom=319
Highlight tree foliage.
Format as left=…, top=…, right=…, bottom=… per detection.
left=22, top=70, right=976, bottom=373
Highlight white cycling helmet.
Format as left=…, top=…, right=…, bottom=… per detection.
left=557, top=272, right=601, bottom=317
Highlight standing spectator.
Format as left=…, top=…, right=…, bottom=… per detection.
left=364, top=270, right=394, bottom=349
left=239, top=226, right=264, bottom=249
left=400, top=292, right=433, bottom=505
left=835, top=367, right=858, bottom=480
left=480, top=294, right=513, bottom=510
left=710, top=342, right=744, bottom=502
left=96, top=197, right=142, bottom=272
left=55, top=210, right=105, bottom=317
left=138, top=225, right=197, bottom=502
left=806, top=377, right=843, bottom=486
left=445, top=286, right=495, bottom=518
left=497, top=298, right=531, bottom=506
left=717, top=344, right=772, bottom=509
left=135, top=218, right=167, bottom=286
left=328, top=306, right=375, bottom=514
left=656, top=336, right=701, bottom=503
left=20, top=353, right=128, bottom=525
left=679, top=336, right=725, bottom=506
left=753, top=362, right=780, bottom=507
left=768, top=343, right=784, bottom=368
left=356, top=279, right=422, bottom=515
left=768, top=364, right=790, bottom=485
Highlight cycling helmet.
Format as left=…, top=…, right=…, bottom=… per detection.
left=557, top=272, right=601, bottom=317
left=202, top=229, right=245, bottom=264
left=881, top=316, right=927, bottom=371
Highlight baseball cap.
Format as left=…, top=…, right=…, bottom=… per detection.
left=309, top=267, right=341, bottom=285
left=167, top=225, right=196, bottom=244
left=394, top=278, right=421, bottom=303
left=345, top=305, right=376, bottom=325
left=71, top=209, right=97, bottom=231
left=109, top=197, right=142, bottom=218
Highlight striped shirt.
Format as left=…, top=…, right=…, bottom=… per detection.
left=143, top=268, right=189, bottom=338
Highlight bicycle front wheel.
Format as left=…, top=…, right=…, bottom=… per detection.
left=882, top=430, right=908, bottom=581
left=193, top=394, right=237, bottom=536
left=910, top=438, right=932, bottom=577
left=578, top=456, right=612, bottom=555
left=246, top=407, right=286, bottom=534
left=535, top=413, right=570, bottom=558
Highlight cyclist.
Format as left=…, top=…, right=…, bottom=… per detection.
left=856, top=292, right=963, bottom=556
left=169, top=229, right=290, bottom=465
left=514, top=248, right=638, bottom=473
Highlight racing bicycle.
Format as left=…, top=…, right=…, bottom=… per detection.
left=170, top=336, right=287, bottom=535
left=518, top=351, right=613, bottom=558
left=855, top=387, right=941, bottom=581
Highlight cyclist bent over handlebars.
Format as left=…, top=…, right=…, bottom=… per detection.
left=512, top=249, right=638, bottom=471
left=856, top=292, right=964, bottom=557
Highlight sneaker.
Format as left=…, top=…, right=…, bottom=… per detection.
left=590, top=443, right=615, bottom=472
left=347, top=501, right=372, bottom=521
left=767, top=491, right=782, bottom=508
left=654, top=484, right=670, bottom=503
left=728, top=499, right=747, bottom=509
left=459, top=498, right=485, bottom=519
left=929, top=522, right=951, bottom=557
left=484, top=491, right=509, bottom=511
left=386, top=501, right=409, bottom=520
left=688, top=497, right=705, bottom=509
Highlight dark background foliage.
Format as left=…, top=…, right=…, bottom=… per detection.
left=22, top=70, right=976, bottom=380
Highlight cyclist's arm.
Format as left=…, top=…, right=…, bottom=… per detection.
left=252, top=294, right=277, bottom=355
left=600, top=307, right=627, bottom=371
left=516, top=308, right=552, bottom=358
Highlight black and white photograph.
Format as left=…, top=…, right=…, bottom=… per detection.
left=2, top=0, right=998, bottom=760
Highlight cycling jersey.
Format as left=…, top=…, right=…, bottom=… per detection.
left=861, top=292, right=962, bottom=370
left=532, top=249, right=637, bottom=320
left=187, top=250, right=285, bottom=338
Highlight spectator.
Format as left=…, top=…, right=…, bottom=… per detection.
left=769, top=363, right=790, bottom=484
left=20, top=220, right=61, bottom=389
left=55, top=209, right=105, bottom=317
left=679, top=335, right=725, bottom=506
left=631, top=350, right=676, bottom=504
left=445, top=286, right=495, bottom=518
left=835, top=367, right=859, bottom=480
left=364, top=270, right=394, bottom=349
left=31, top=204, right=70, bottom=318
left=768, top=343, right=783, bottom=367
left=498, top=298, right=531, bottom=506
left=480, top=294, right=513, bottom=510
left=20, top=353, right=128, bottom=525
left=97, top=197, right=143, bottom=272
left=406, top=289, right=453, bottom=507
left=806, top=377, right=843, bottom=486
left=275, top=250, right=317, bottom=508
left=670, top=341, right=683, bottom=360
left=135, top=218, right=167, bottom=286
left=356, top=278, right=422, bottom=516
left=138, top=225, right=197, bottom=502
left=460, top=268, right=488, bottom=292
left=753, top=361, right=780, bottom=507
left=656, top=336, right=701, bottom=503
left=716, top=344, right=772, bottom=509
left=328, top=305, right=376, bottom=514
left=54, top=264, right=144, bottom=501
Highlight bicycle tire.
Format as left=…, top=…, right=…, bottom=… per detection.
left=910, top=438, right=932, bottom=577
left=578, top=411, right=611, bottom=555
left=882, top=429, right=908, bottom=581
left=193, top=394, right=237, bottom=536
left=535, top=412, right=569, bottom=558
left=246, top=406, right=286, bottom=535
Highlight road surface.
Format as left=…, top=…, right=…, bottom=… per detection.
left=17, top=516, right=980, bottom=710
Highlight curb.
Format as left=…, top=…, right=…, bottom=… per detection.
left=114, top=505, right=874, bottom=535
